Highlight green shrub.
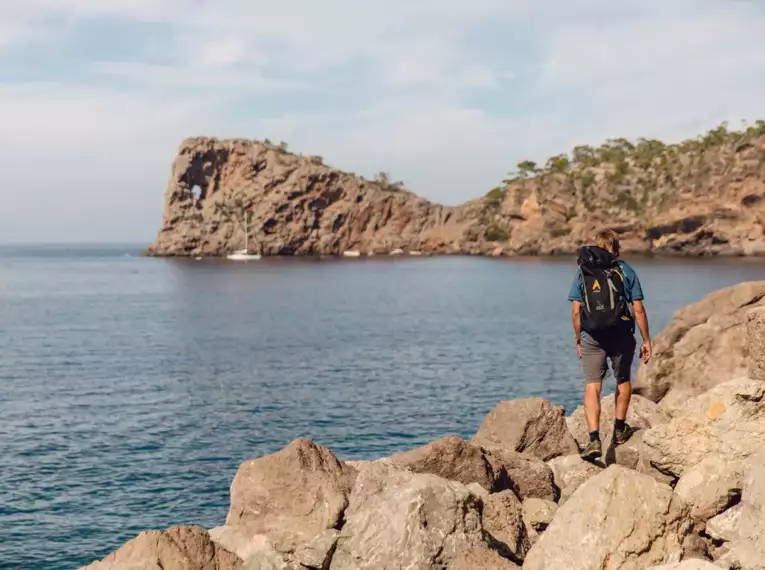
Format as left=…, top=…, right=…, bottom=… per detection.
left=484, top=188, right=506, bottom=210
left=550, top=227, right=572, bottom=238
left=484, top=224, right=509, bottom=242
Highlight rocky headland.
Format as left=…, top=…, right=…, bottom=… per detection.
left=145, top=122, right=765, bottom=258
left=83, top=282, right=765, bottom=569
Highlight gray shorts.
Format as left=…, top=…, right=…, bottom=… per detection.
left=580, top=333, right=636, bottom=385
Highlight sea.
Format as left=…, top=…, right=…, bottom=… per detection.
left=2, top=244, right=764, bottom=569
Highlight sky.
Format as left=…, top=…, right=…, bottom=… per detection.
left=2, top=0, right=765, bottom=243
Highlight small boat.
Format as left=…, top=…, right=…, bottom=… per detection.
left=227, top=212, right=262, bottom=261
left=343, top=251, right=361, bottom=258
left=227, top=250, right=262, bottom=261
left=389, top=248, right=404, bottom=256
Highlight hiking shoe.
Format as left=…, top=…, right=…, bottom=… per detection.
left=580, top=439, right=602, bottom=462
left=614, top=423, right=634, bottom=445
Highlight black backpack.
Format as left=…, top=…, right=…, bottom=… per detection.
left=576, top=246, right=634, bottom=335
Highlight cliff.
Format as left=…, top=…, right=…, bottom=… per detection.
left=145, top=124, right=765, bottom=257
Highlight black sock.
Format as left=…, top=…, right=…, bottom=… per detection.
left=589, top=430, right=600, bottom=442
left=615, top=419, right=626, bottom=431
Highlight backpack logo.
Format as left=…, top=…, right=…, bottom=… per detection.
left=592, top=280, right=601, bottom=292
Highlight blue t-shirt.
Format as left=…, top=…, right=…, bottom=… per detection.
left=567, top=260, right=644, bottom=303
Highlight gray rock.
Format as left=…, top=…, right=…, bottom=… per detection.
left=646, top=560, right=720, bottom=570
left=706, top=504, right=743, bottom=543
left=633, top=282, right=765, bottom=408
left=522, top=466, right=693, bottom=570
left=522, top=498, right=557, bottom=532
left=472, top=398, right=579, bottom=461
left=487, top=448, right=559, bottom=502
left=726, top=449, right=765, bottom=570
left=641, top=379, right=765, bottom=480
left=293, top=529, right=338, bottom=570
left=547, top=454, right=603, bottom=504
left=80, top=525, right=244, bottom=570
left=389, top=435, right=511, bottom=492
left=747, top=307, right=765, bottom=382
left=331, top=466, right=504, bottom=570
left=226, top=439, right=354, bottom=553
left=479, top=488, right=530, bottom=563
left=674, top=456, right=743, bottom=521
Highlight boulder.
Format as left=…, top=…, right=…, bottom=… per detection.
left=522, top=466, right=693, bottom=570
left=208, top=527, right=277, bottom=562
left=726, top=449, right=765, bottom=570
left=567, top=393, right=668, bottom=451
left=331, top=466, right=507, bottom=570
left=747, top=307, right=765, bottom=382
left=674, top=456, right=744, bottom=521
left=633, top=282, right=765, bottom=408
left=522, top=498, right=557, bottom=532
left=450, top=547, right=520, bottom=569
left=547, top=454, right=603, bottom=504
left=472, top=398, right=578, bottom=461
left=293, top=529, right=338, bottom=570
left=225, top=439, right=354, bottom=553
left=81, top=526, right=243, bottom=570
left=706, top=504, right=742, bottom=543
left=641, top=379, right=765, bottom=480
left=645, top=561, right=720, bottom=570
left=478, top=488, right=531, bottom=563
left=389, top=435, right=511, bottom=492
left=487, top=448, right=559, bottom=502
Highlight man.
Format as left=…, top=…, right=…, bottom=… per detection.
left=568, top=229, right=652, bottom=461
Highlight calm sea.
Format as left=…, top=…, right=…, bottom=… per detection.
left=2, top=245, right=764, bottom=569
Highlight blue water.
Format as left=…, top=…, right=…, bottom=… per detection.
left=2, top=245, right=765, bottom=569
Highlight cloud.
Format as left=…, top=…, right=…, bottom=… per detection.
left=2, top=0, right=765, bottom=242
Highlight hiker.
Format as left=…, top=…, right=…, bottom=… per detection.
left=568, top=229, right=652, bottom=461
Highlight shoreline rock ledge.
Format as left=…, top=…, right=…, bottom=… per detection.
left=82, top=282, right=765, bottom=569
left=145, top=132, right=765, bottom=258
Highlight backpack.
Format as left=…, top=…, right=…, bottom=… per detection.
left=576, top=245, right=634, bottom=335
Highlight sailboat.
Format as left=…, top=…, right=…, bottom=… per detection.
left=227, top=213, right=262, bottom=261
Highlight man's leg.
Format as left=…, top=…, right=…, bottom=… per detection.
left=615, top=380, right=631, bottom=421
left=585, top=382, right=603, bottom=433
left=610, top=335, right=637, bottom=444
left=580, top=334, right=607, bottom=460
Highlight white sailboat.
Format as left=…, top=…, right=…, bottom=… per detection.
left=227, top=213, right=262, bottom=261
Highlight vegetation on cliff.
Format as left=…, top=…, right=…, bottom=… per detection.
left=146, top=121, right=765, bottom=258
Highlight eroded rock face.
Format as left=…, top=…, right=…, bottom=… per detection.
left=645, top=561, right=720, bottom=570
left=674, top=456, right=744, bottom=521
left=472, top=398, right=578, bottom=461
left=226, top=438, right=354, bottom=553
left=389, top=435, right=511, bottom=492
left=641, top=379, right=765, bottom=481
left=331, top=467, right=504, bottom=570
left=146, top=134, right=765, bottom=258
left=633, top=282, right=765, bottom=408
left=522, top=466, right=693, bottom=570
left=725, top=449, right=765, bottom=570
left=706, top=504, right=742, bottom=544
left=466, top=485, right=530, bottom=564
left=547, top=454, right=603, bottom=504
left=487, top=449, right=559, bottom=502
left=522, top=498, right=557, bottom=532
left=81, top=526, right=243, bottom=570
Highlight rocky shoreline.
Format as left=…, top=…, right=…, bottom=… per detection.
left=146, top=127, right=765, bottom=259
left=82, top=282, right=765, bottom=570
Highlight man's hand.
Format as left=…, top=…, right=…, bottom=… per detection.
left=640, top=340, right=652, bottom=363
left=576, top=342, right=582, bottom=359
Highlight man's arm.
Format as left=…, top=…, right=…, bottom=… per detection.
left=571, top=301, right=582, bottom=358
left=633, top=300, right=652, bottom=363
